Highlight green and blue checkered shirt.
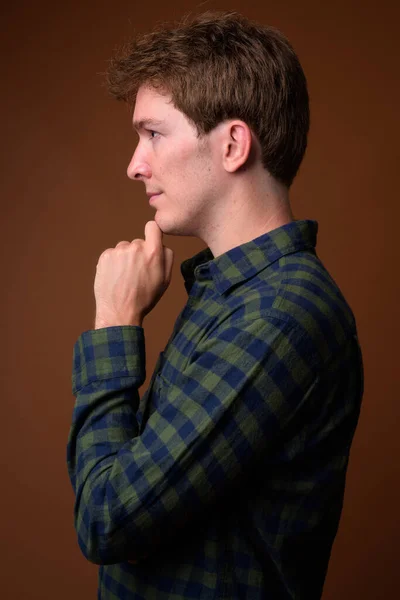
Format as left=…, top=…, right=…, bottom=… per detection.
left=67, top=219, right=363, bottom=599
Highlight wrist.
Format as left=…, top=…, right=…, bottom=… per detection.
left=94, top=316, right=143, bottom=329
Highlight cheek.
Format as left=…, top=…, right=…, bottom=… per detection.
left=157, top=146, right=185, bottom=177
left=162, top=152, right=196, bottom=186
left=172, top=139, right=201, bottom=167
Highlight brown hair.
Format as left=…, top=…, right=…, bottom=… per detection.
left=106, top=10, right=309, bottom=188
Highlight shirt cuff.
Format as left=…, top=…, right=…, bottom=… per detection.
left=72, top=326, right=145, bottom=394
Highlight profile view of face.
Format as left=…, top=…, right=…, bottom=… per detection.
left=127, top=85, right=222, bottom=237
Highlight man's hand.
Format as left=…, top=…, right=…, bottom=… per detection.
left=94, top=221, right=174, bottom=329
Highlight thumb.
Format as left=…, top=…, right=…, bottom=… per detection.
left=144, top=220, right=163, bottom=253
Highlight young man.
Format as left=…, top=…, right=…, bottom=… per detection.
left=67, top=11, right=363, bottom=599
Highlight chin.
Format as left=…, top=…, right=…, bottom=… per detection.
left=154, top=213, right=192, bottom=237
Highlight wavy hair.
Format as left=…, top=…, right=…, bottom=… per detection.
left=105, top=10, right=310, bottom=188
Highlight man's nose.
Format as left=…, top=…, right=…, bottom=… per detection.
left=127, top=148, right=151, bottom=180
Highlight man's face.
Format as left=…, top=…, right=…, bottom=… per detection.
left=127, top=85, right=221, bottom=237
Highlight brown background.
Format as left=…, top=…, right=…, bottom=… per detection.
left=1, top=0, right=399, bottom=598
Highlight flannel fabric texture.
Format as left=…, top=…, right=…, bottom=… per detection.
left=67, top=219, right=363, bottom=599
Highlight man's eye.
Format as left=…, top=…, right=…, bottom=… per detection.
left=149, top=130, right=159, bottom=139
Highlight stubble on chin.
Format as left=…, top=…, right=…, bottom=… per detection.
left=155, top=213, right=197, bottom=238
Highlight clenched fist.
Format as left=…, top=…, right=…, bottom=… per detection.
left=94, top=221, right=174, bottom=329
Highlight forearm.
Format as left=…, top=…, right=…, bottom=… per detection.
left=66, top=325, right=146, bottom=564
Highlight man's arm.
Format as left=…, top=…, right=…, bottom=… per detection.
left=67, top=314, right=318, bottom=565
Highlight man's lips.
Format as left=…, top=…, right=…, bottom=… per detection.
left=147, top=192, right=162, bottom=203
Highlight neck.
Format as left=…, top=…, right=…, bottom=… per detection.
left=200, top=177, right=293, bottom=257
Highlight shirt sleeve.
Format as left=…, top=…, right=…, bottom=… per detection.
left=66, top=316, right=318, bottom=565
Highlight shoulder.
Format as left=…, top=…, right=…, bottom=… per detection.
left=225, top=249, right=357, bottom=364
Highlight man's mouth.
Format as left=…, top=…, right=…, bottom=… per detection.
left=148, top=192, right=162, bottom=203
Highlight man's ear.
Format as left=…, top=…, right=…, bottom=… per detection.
left=221, top=120, right=252, bottom=173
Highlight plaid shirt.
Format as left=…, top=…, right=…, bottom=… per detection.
left=67, top=219, right=363, bottom=599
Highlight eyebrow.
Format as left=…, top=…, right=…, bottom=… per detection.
left=132, top=118, right=165, bottom=132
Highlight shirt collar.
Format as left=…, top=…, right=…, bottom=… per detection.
left=180, top=219, right=318, bottom=295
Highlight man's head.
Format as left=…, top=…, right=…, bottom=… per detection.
left=125, top=84, right=227, bottom=238
left=106, top=10, right=309, bottom=189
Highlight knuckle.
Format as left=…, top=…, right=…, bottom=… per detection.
left=99, top=248, right=112, bottom=260
left=147, top=247, right=158, bottom=260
